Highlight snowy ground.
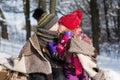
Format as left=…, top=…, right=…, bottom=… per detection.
left=97, top=55, right=120, bottom=80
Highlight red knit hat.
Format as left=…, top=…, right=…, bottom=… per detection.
left=59, top=10, right=82, bottom=30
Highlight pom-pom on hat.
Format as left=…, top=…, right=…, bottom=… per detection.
left=59, top=10, right=82, bottom=30
left=33, top=8, right=44, bottom=21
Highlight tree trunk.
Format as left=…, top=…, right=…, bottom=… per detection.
left=38, top=0, right=46, bottom=11
left=117, top=1, right=120, bottom=40
left=90, top=0, right=100, bottom=54
left=0, top=8, right=8, bottom=39
left=23, top=0, right=31, bottom=40
left=103, top=0, right=110, bottom=41
left=50, top=0, right=56, bottom=13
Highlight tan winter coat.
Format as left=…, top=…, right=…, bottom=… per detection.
left=19, top=33, right=52, bottom=74
left=1, top=34, right=53, bottom=79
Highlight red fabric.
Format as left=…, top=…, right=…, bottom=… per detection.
left=59, top=10, right=82, bottom=30
left=74, top=55, right=83, bottom=76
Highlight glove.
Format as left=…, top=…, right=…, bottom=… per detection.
left=48, top=42, right=58, bottom=55
left=56, top=31, right=72, bottom=56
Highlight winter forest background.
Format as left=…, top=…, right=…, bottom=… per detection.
left=0, top=0, right=120, bottom=79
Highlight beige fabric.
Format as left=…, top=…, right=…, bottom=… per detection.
left=68, top=38, right=96, bottom=57
left=92, top=69, right=109, bottom=80
left=77, top=54, right=97, bottom=77
left=0, top=65, right=7, bottom=71
left=0, top=65, right=3, bottom=71
left=3, top=56, right=26, bottom=73
left=68, top=38, right=98, bottom=77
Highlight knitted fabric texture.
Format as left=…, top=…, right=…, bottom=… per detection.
left=59, top=10, right=82, bottom=30
left=38, top=13, right=58, bottom=29
left=32, top=8, right=44, bottom=21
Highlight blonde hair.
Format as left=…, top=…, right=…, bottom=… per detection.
left=72, top=28, right=82, bottom=38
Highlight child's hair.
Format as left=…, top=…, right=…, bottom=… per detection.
left=71, top=28, right=82, bottom=38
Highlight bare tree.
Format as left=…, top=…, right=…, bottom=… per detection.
left=117, top=0, right=120, bottom=40
left=90, top=0, right=100, bottom=54
left=23, top=0, right=31, bottom=40
left=38, top=0, right=46, bottom=11
left=50, top=0, right=56, bottom=13
left=103, top=0, right=110, bottom=41
left=0, top=8, right=8, bottom=39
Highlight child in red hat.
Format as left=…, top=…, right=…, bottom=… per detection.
left=57, top=10, right=100, bottom=80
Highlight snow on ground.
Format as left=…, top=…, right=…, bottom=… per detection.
left=97, top=55, right=120, bottom=80
left=0, top=38, right=23, bottom=56
left=107, top=70, right=120, bottom=80
left=97, top=55, right=120, bottom=73
left=0, top=52, right=11, bottom=58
